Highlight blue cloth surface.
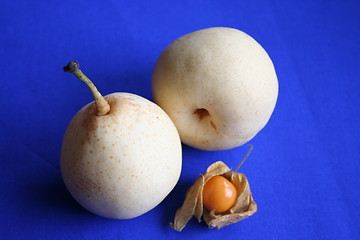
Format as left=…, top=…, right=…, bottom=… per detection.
left=1, top=0, right=359, bottom=239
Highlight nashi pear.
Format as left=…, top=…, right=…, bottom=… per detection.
left=152, top=27, right=278, bottom=150
left=61, top=61, right=182, bottom=219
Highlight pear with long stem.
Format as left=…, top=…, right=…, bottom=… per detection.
left=61, top=61, right=182, bottom=219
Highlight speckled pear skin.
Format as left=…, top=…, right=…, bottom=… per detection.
left=60, top=92, right=182, bottom=219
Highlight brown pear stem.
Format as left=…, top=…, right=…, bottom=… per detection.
left=63, top=61, right=110, bottom=116
left=234, top=145, right=253, bottom=172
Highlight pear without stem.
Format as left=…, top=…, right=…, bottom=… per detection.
left=152, top=27, right=278, bottom=150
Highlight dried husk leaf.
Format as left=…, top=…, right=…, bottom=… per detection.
left=171, top=161, right=257, bottom=231
left=170, top=161, right=230, bottom=231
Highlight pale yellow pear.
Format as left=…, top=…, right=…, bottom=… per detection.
left=152, top=27, right=278, bottom=150
left=61, top=61, right=182, bottom=219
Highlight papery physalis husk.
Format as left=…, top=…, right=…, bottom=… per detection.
left=170, top=161, right=257, bottom=231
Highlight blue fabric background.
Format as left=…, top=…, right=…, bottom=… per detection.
left=1, top=0, right=359, bottom=239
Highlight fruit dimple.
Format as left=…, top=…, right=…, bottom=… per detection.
left=194, top=108, right=209, bottom=120
left=202, top=175, right=238, bottom=214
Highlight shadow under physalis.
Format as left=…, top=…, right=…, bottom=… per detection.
left=170, top=145, right=257, bottom=231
